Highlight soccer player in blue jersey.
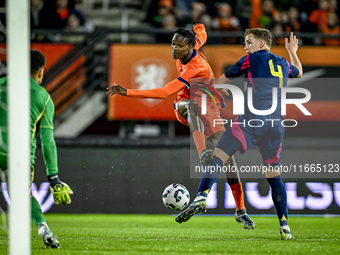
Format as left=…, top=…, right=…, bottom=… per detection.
left=176, top=29, right=303, bottom=240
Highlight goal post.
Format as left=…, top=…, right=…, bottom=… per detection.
left=7, top=0, right=31, bottom=254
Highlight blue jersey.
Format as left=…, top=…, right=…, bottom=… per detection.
left=225, top=49, right=300, bottom=117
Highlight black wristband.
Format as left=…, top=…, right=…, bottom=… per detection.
left=47, top=174, right=61, bottom=185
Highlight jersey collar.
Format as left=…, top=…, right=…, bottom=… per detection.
left=181, top=50, right=197, bottom=65
left=256, top=49, right=271, bottom=54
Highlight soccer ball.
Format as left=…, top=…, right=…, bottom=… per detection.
left=162, top=184, right=190, bottom=211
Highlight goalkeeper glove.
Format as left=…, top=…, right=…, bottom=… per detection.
left=48, top=174, right=73, bottom=205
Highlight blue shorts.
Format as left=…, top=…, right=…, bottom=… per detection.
left=216, top=114, right=284, bottom=167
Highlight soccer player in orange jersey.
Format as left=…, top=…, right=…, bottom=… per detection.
left=107, top=24, right=254, bottom=229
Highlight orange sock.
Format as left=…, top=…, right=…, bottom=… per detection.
left=230, top=183, right=246, bottom=211
left=192, top=131, right=206, bottom=157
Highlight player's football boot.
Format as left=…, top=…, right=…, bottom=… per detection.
left=280, top=228, right=295, bottom=240
left=200, top=149, right=215, bottom=167
left=39, top=225, right=60, bottom=249
left=235, top=209, right=255, bottom=230
left=175, top=199, right=207, bottom=223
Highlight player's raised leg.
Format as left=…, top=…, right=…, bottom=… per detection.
left=177, top=99, right=214, bottom=161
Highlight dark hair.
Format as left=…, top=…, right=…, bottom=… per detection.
left=173, top=27, right=196, bottom=47
left=244, top=28, right=273, bottom=48
left=31, top=50, right=45, bottom=74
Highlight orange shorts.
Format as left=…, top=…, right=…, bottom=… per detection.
left=174, top=96, right=225, bottom=138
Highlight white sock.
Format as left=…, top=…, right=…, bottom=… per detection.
left=280, top=225, right=290, bottom=232
left=193, top=195, right=207, bottom=202
left=38, top=222, right=48, bottom=236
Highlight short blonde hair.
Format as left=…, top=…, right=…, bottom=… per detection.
left=244, top=28, right=273, bottom=48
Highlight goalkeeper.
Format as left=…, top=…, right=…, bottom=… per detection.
left=0, top=50, right=73, bottom=248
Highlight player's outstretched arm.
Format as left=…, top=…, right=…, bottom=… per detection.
left=107, top=80, right=186, bottom=99
left=285, top=32, right=303, bottom=78
left=106, top=83, right=127, bottom=96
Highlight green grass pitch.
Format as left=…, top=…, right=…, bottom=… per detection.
left=0, top=214, right=339, bottom=254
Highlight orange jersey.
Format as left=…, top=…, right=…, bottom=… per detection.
left=175, top=25, right=224, bottom=107
left=175, top=49, right=215, bottom=100
left=127, top=24, right=224, bottom=108
left=176, top=23, right=213, bottom=98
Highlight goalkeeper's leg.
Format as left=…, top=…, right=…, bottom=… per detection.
left=32, top=196, right=60, bottom=248
left=32, top=196, right=45, bottom=227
